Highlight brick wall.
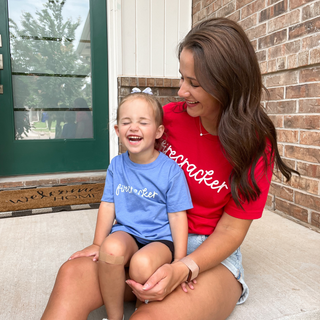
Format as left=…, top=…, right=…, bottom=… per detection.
left=117, top=77, right=181, bottom=153
left=193, top=0, right=320, bottom=231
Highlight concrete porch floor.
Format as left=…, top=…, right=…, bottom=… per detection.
left=0, top=208, right=319, bottom=320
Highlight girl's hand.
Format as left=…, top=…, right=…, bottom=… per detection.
left=68, top=244, right=100, bottom=262
left=180, top=279, right=197, bottom=293
left=126, top=262, right=189, bottom=302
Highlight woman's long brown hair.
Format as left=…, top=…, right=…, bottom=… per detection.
left=178, top=17, right=298, bottom=207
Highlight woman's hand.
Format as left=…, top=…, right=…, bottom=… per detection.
left=68, top=244, right=100, bottom=262
left=126, top=262, right=189, bottom=302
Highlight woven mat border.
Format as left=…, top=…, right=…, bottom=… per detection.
left=0, top=202, right=100, bottom=219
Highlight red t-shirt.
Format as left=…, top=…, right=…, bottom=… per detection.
left=162, top=102, right=273, bottom=235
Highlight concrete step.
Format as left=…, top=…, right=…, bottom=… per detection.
left=0, top=209, right=319, bottom=320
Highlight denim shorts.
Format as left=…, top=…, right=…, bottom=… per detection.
left=187, top=234, right=249, bottom=304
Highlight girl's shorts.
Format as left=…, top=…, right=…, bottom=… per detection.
left=187, top=234, right=249, bottom=304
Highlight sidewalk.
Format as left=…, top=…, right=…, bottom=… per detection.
left=0, top=208, right=319, bottom=320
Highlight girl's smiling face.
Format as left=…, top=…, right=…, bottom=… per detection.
left=114, top=97, right=164, bottom=164
left=178, top=48, right=221, bottom=135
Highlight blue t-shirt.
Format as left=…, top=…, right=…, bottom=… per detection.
left=101, top=151, right=193, bottom=244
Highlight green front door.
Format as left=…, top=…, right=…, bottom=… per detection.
left=0, top=0, right=109, bottom=176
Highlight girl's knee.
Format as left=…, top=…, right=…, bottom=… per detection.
left=99, top=236, right=128, bottom=267
left=129, top=251, right=154, bottom=283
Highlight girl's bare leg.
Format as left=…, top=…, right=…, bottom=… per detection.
left=99, top=232, right=139, bottom=320
left=129, top=242, right=172, bottom=307
left=41, top=256, right=135, bottom=320
left=130, top=264, right=242, bottom=320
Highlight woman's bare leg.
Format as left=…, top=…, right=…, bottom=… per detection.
left=99, top=232, right=139, bottom=320
left=130, top=264, right=242, bottom=320
left=41, top=256, right=135, bottom=320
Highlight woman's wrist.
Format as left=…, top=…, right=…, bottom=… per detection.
left=179, top=257, right=200, bottom=282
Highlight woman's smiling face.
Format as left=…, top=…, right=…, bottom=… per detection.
left=178, top=48, right=221, bottom=133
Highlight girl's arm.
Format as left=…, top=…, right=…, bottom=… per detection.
left=126, top=212, right=252, bottom=300
left=69, top=201, right=115, bottom=261
left=168, top=210, right=188, bottom=261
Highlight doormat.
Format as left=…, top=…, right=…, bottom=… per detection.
left=0, top=183, right=104, bottom=212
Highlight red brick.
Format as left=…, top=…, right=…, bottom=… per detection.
left=256, top=50, right=267, bottom=61
left=199, top=7, right=207, bottom=20
left=311, top=211, right=320, bottom=229
left=129, top=77, right=138, bottom=87
left=208, top=0, right=222, bottom=14
left=236, top=0, right=253, bottom=9
left=25, top=179, right=59, bottom=187
left=268, top=114, right=284, bottom=127
left=284, top=40, right=301, bottom=55
left=275, top=198, right=308, bottom=222
left=287, top=54, right=298, bottom=69
left=204, top=0, right=215, bottom=6
left=120, top=77, right=130, bottom=86
left=277, top=129, right=299, bottom=143
left=155, top=78, right=164, bottom=87
left=163, top=78, right=172, bottom=87
left=300, top=67, right=320, bottom=82
left=266, top=194, right=274, bottom=208
left=299, top=99, right=320, bottom=113
left=290, top=175, right=319, bottom=194
left=266, top=100, right=296, bottom=113
left=284, top=115, right=320, bottom=129
left=260, top=61, right=268, bottom=74
left=289, top=17, right=320, bottom=40
left=138, top=78, right=147, bottom=87
left=265, top=71, right=298, bottom=87
left=268, top=10, right=300, bottom=33
left=193, top=2, right=202, bottom=15
left=268, top=59, right=277, bottom=72
left=310, top=48, right=320, bottom=64
left=277, top=57, right=286, bottom=70
left=246, top=23, right=267, bottom=41
left=300, top=131, right=320, bottom=146
left=251, top=39, right=258, bottom=50
left=260, top=0, right=288, bottom=22
left=258, top=29, right=287, bottom=49
left=266, top=87, right=285, bottom=100
left=302, top=1, right=320, bottom=21
left=158, top=88, right=179, bottom=96
left=302, top=34, right=320, bottom=51
left=193, top=12, right=200, bottom=25
left=285, top=145, right=320, bottom=163
left=60, top=177, right=89, bottom=184
left=268, top=45, right=283, bottom=59
left=295, top=191, right=320, bottom=212
left=227, top=9, right=240, bottom=21
left=241, top=0, right=265, bottom=18
left=216, top=1, right=235, bottom=17
left=298, top=51, right=309, bottom=67
left=286, top=83, right=320, bottom=99
left=239, top=14, right=257, bottom=30
left=223, top=0, right=233, bottom=5
left=147, top=78, right=155, bottom=87
left=172, top=79, right=180, bottom=87
left=0, top=181, right=24, bottom=189
left=270, top=182, right=294, bottom=201
left=297, top=162, right=320, bottom=179
left=290, top=0, right=314, bottom=9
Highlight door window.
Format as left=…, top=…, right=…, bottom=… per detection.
left=8, top=0, right=93, bottom=140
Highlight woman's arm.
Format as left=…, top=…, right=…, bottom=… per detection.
left=69, top=201, right=115, bottom=261
left=168, top=210, right=188, bottom=261
left=126, top=212, right=252, bottom=301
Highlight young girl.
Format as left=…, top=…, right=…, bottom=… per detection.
left=69, top=90, right=192, bottom=320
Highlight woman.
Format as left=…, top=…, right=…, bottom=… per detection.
left=41, top=18, right=296, bottom=320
